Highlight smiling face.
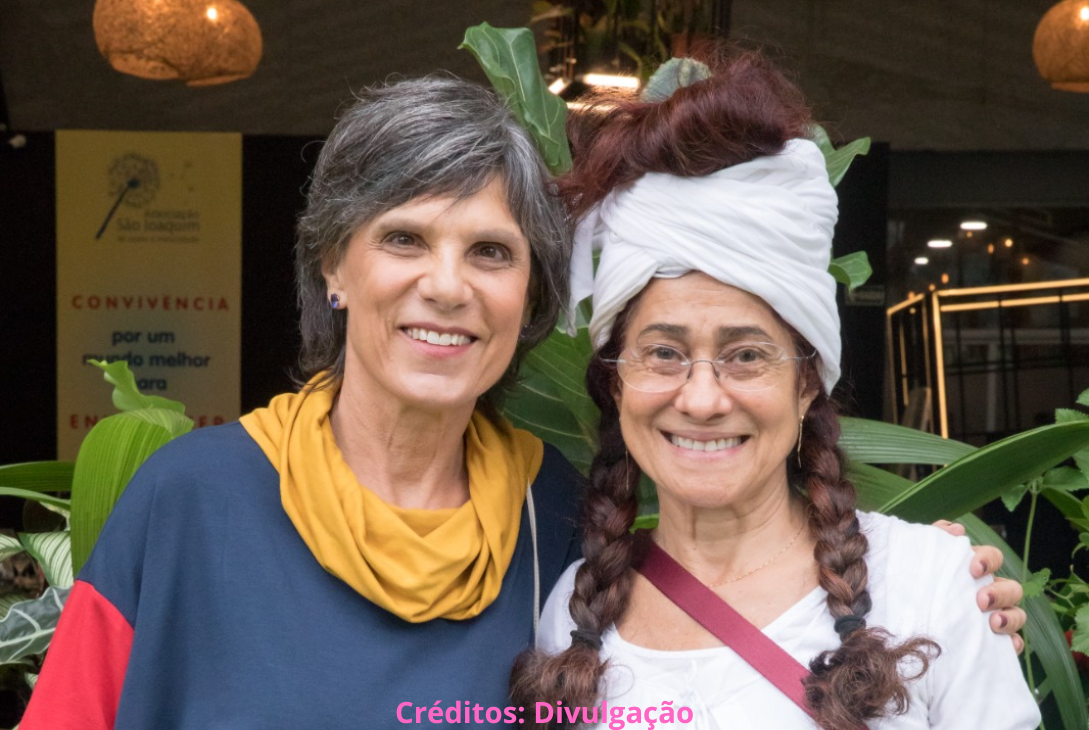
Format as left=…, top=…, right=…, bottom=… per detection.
left=615, top=272, right=817, bottom=514
left=324, top=176, right=532, bottom=416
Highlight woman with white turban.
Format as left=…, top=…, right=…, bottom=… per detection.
left=511, top=50, right=1040, bottom=730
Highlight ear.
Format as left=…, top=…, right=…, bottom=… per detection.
left=321, top=256, right=347, bottom=308
left=797, top=384, right=819, bottom=420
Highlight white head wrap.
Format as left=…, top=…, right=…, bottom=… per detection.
left=568, top=138, right=841, bottom=394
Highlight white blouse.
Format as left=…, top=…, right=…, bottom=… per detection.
left=538, top=512, right=1040, bottom=729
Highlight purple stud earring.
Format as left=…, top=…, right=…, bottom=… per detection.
left=329, top=293, right=341, bottom=309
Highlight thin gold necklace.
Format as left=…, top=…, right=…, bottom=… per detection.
left=653, top=521, right=807, bottom=588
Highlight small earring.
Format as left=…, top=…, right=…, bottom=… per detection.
left=329, top=293, right=341, bottom=310
left=796, top=416, right=805, bottom=468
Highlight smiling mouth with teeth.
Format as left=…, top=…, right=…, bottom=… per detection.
left=405, top=328, right=474, bottom=347
left=668, top=434, right=746, bottom=452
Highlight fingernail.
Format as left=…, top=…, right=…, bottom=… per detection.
left=980, top=560, right=989, bottom=575
left=999, top=614, right=1009, bottom=629
left=987, top=592, right=996, bottom=609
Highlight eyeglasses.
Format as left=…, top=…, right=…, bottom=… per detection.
left=602, top=341, right=813, bottom=393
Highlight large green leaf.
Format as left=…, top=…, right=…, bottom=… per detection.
left=460, top=23, right=573, bottom=174
left=847, top=462, right=915, bottom=512
left=19, top=532, right=72, bottom=590
left=0, top=587, right=68, bottom=665
left=69, top=412, right=175, bottom=574
left=0, top=535, right=26, bottom=564
left=0, top=462, right=74, bottom=493
left=0, top=594, right=31, bottom=623
left=504, top=326, right=598, bottom=474
left=827, top=252, right=873, bottom=292
left=959, top=514, right=1088, bottom=730
left=881, top=421, right=1089, bottom=523
left=88, top=359, right=186, bottom=415
left=0, top=488, right=71, bottom=512
left=838, top=417, right=976, bottom=465
left=810, top=125, right=871, bottom=187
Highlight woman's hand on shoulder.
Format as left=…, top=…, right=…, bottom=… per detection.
left=933, top=519, right=1026, bottom=654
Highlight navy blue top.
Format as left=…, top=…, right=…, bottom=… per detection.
left=80, top=422, right=583, bottom=729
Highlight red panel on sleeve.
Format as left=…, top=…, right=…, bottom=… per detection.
left=20, top=579, right=134, bottom=730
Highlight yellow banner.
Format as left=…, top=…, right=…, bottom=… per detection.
left=56, top=130, right=242, bottom=459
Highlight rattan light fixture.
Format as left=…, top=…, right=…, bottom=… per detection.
left=1033, top=0, right=1089, bottom=92
left=93, top=0, right=262, bottom=86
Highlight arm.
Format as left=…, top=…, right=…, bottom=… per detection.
left=918, top=533, right=1040, bottom=729
left=19, top=581, right=134, bottom=730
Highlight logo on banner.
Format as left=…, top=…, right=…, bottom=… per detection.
left=95, top=153, right=201, bottom=242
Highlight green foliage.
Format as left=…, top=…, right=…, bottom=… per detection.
left=0, top=589, right=68, bottom=665
left=810, top=125, right=872, bottom=187
left=828, top=252, right=873, bottom=292
left=460, top=23, right=572, bottom=175
left=0, top=359, right=188, bottom=720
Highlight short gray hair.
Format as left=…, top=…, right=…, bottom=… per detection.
left=295, top=75, right=571, bottom=408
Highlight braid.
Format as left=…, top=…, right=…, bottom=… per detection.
left=509, top=306, right=642, bottom=728
left=794, top=357, right=939, bottom=729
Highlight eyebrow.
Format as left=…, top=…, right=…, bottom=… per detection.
left=636, top=324, right=771, bottom=341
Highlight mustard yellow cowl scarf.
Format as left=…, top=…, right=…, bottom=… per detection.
left=240, top=383, right=543, bottom=623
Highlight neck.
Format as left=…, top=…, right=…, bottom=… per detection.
left=330, top=374, right=475, bottom=510
left=653, top=482, right=806, bottom=585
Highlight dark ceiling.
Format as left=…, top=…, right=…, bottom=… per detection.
left=0, top=0, right=531, bottom=136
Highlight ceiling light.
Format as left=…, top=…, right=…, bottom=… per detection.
left=93, top=0, right=262, bottom=86
left=928, top=239, right=953, bottom=248
left=914, top=256, right=929, bottom=265
left=941, top=273, right=950, bottom=284
left=1004, top=238, right=1014, bottom=247
left=1033, top=1, right=1089, bottom=92
left=583, top=73, right=640, bottom=89
left=960, top=221, right=988, bottom=231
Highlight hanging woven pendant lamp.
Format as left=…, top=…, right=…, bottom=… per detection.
left=93, top=0, right=262, bottom=86
left=1033, top=0, right=1089, bottom=92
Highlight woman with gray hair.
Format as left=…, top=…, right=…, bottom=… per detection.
left=22, top=76, right=579, bottom=730
left=23, top=72, right=1022, bottom=730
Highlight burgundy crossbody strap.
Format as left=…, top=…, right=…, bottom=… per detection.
left=633, top=533, right=816, bottom=720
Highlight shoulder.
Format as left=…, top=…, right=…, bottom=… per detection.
left=132, top=421, right=270, bottom=485
left=537, top=558, right=583, bottom=654
left=857, top=511, right=983, bottom=632
left=858, top=510, right=973, bottom=576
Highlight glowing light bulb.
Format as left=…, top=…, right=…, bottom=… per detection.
left=206, top=6, right=218, bottom=20
left=941, top=273, right=950, bottom=284
left=927, top=239, right=953, bottom=249
left=1080, top=5, right=1089, bottom=21
left=914, top=256, right=929, bottom=265
left=1004, top=238, right=1014, bottom=248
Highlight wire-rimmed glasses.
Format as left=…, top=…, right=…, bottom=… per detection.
left=602, top=341, right=814, bottom=393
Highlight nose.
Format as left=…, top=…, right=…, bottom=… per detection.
left=673, top=360, right=733, bottom=420
left=417, top=247, right=473, bottom=310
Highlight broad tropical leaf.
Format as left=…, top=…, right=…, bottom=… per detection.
left=460, top=23, right=572, bottom=174
left=0, top=488, right=71, bottom=513
left=879, top=421, right=1089, bottom=523
left=69, top=412, right=174, bottom=574
left=0, top=594, right=30, bottom=623
left=810, top=125, right=872, bottom=187
left=0, top=462, right=74, bottom=493
left=88, top=359, right=186, bottom=415
left=0, top=587, right=68, bottom=664
left=20, top=532, right=72, bottom=590
left=828, top=252, right=872, bottom=292
left=847, top=462, right=914, bottom=512
left=839, top=418, right=975, bottom=465
left=959, top=515, right=1088, bottom=730
left=0, top=535, right=26, bottom=564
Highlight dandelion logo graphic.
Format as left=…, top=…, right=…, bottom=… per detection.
left=96, top=153, right=161, bottom=239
